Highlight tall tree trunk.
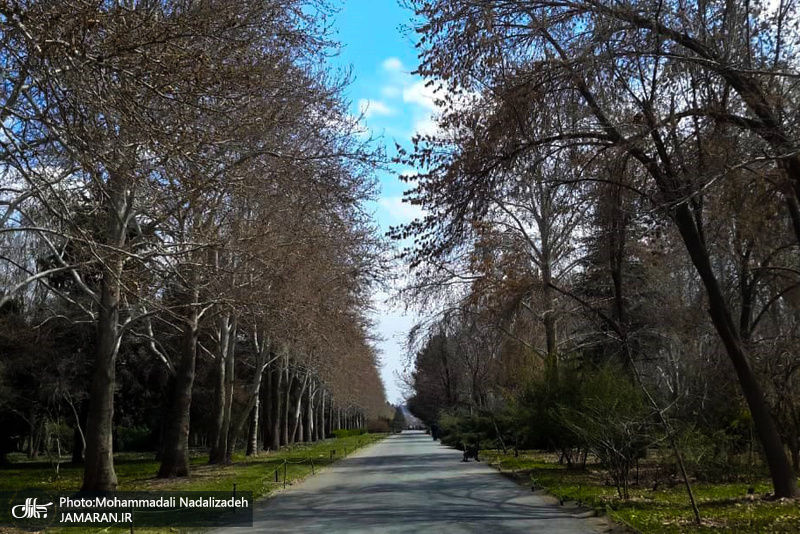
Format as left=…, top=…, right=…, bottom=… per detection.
left=673, top=203, right=798, bottom=497
left=290, top=372, right=309, bottom=443
left=295, top=410, right=303, bottom=443
left=209, top=314, right=230, bottom=463
left=219, top=318, right=236, bottom=460
left=209, top=346, right=225, bottom=459
left=82, top=261, right=122, bottom=491
left=327, top=399, right=334, bottom=435
left=262, top=370, right=272, bottom=451
left=305, top=388, right=315, bottom=442
left=271, top=358, right=283, bottom=450
left=282, top=361, right=293, bottom=446
left=531, top=179, right=558, bottom=374
left=317, top=391, right=325, bottom=441
left=546, top=20, right=798, bottom=497
left=210, top=314, right=236, bottom=464
left=325, top=400, right=331, bottom=436
left=607, top=177, right=634, bottom=370
left=225, top=339, right=269, bottom=461
left=541, top=237, right=557, bottom=371
left=82, top=168, right=136, bottom=492
left=246, top=400, right=259, bottom=456
left=158, top=291, right=199, bottom=478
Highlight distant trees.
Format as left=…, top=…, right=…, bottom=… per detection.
left=0, top=1, right=387, bottom=490
left=400, top=0, right=800, bottom=498
left=392, top=406, right=407, bottom=433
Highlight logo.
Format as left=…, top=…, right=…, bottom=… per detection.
left=12, top=498, right=53, bottom=519
left=7, top=489, right=58, bottom=531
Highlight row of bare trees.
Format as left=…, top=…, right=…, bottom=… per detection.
left=0, top=0, right=389, bottom=491
left=398, top=0, right=800, bottom=497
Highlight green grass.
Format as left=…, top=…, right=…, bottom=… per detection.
left=1, top=434, right=386, bottom=533
left=481, top=450, right=800, bottom=533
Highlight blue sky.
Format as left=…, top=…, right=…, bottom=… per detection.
left=330, top=1, right=432, bottom=403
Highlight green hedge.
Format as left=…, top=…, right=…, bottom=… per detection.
left=331, top=428, right=366, bottom=439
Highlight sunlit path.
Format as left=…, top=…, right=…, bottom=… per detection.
left=217, top=431, right=606, bottom=534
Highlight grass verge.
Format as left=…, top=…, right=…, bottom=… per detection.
left=0, top=434, right=386, bottom=533
left=482, top=449, right=800, bottom=533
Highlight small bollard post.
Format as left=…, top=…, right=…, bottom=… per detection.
left=311, top=458, right=315, bottom=475
left=233, top=483, right=237, bottom=513
left=330, top=450, right=335, bottom=462
left=283, top=461, right=287, bottom=489
left=275, top=467, right=279, bottom=482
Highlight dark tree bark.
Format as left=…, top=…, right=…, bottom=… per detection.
left=328, top=399, right=334, bottom=435
left=82, top=176, right=130, bottom=491
left=262, top=368, right=273, bottom=450
left=157, top=293, right=199, bottom=478
left=210, top=314, right=236, bottom=464
left=672, top=203, right=798, bottom=497
left=82, top=273, right=119, bottom=491
left=538, top=196, right=558, bottom=371
left=282, top=362, right=294, bottom=445
left=604, top=174, right=634, bottom=371
left=226, top=342, right=269, bottom=461
left=209, top=321, right=227, bottom=461
left=304, top=387, right=315, bottom=442
left=316, top=391, right=325, bottom=441
left=271, top=359, right=283, bottom=450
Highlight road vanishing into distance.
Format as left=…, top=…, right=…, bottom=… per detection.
left=220, top=431, right=608, bottom=533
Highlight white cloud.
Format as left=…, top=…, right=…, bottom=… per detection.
left=382, top=57, right=404, bottom=72
left=378, top=196, right=425, bottom=224
left=411, top=115, right=440, bottom=137
left=403, top=80, right=439, bottom=111
left=381, top=85, right=402, bottom=99
left=358, top=99, right=395, bottom=118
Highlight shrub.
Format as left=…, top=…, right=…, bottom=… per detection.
left=557, top=364, right=653, bottom=499
left=331, top=428, right=366, bottom=439
left=44, top=420, right=73, bottom=455
left=438, top=410, right=495, bottom=450
left=516, top=368, right=586, bottom=463
left=115, top=426, right=156, bottom=452
left=366, top=419, right=390, bottom=433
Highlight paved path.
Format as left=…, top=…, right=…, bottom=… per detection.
left=222, top=431, right=607, bottom=533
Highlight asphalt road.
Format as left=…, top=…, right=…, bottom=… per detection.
left=222, top=430, right=608, bottom=533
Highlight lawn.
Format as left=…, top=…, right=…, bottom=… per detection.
left=482, top=450, right=800, bottom=533
left=0, top=434, right=386, bottom=533
left=2, top=434, right=385, bottom=495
